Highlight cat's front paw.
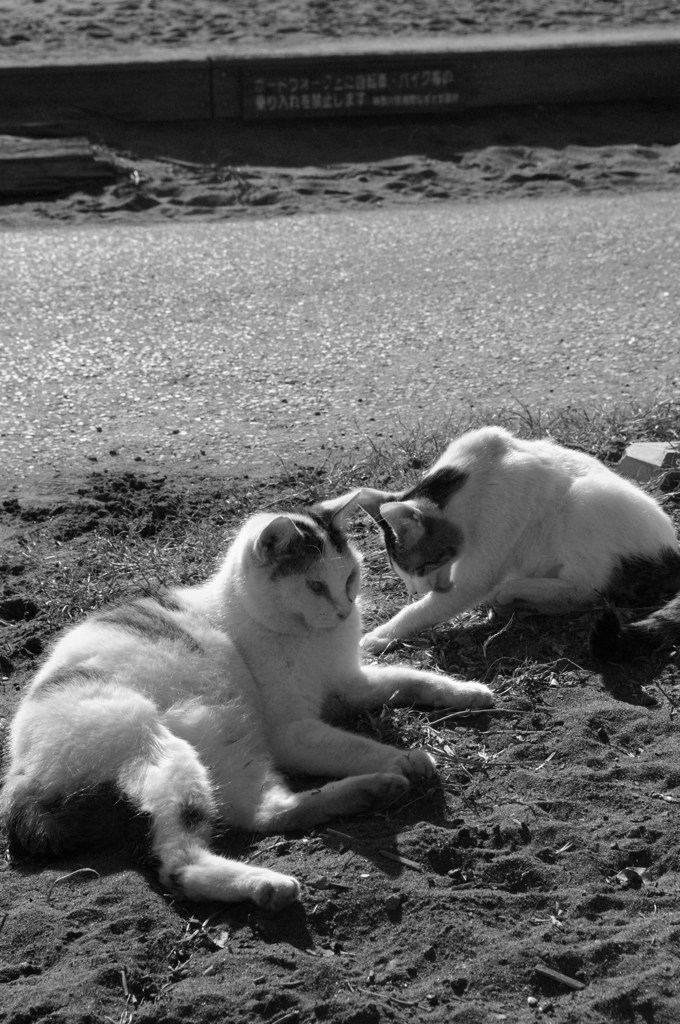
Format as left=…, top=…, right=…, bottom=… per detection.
left=361, top=630, right=396, bottom=655
left=391, top=748, right=436, bottom=781
left=354, top=772, right=410, bottom=809
left=431, top=680, right=494, bottom=710
left=251, top=871, right=301, bottom=911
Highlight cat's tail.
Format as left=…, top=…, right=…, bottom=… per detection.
left=591, top=595, right=680, bottom=662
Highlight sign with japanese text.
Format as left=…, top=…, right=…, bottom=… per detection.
left=243, top=64, right=460, bottom=119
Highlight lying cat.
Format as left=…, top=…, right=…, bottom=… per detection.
left=0, top=494, right=492, bottom=910
left=350, top=426, right=680, bottom=658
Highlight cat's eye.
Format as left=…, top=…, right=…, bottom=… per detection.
left=416, top=553, right=452, bottom=576
left=307, top=580, right=326, bottom=596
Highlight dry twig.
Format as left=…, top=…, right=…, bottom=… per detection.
left=46, top=867, right=101, bottom=901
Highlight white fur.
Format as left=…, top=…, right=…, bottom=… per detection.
left=1, top=500, right=492, bottom=909
left=358, top=426, right=679, bottom=654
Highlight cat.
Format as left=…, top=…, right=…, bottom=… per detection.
left=345, top=426, right=680, bottom=659
left=0, top=493, right=493, bottom=910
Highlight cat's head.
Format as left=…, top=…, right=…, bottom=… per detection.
left=244, top=493, right=362, bottom=633
left=353, top=468, right=467, bottom=597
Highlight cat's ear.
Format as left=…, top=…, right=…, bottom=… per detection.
left=316, top=490, right=362, bottom=527
left=379, top=502, right=426, bottom=550
left=253, top=516, right=304, bottom=565
left=355, top=487, right=396, bottom=522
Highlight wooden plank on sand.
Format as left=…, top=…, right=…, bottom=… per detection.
left=0, top=135, right=118, bottom=197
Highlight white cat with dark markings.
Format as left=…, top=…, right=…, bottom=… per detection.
left=348, top=426, right=680, bottom=658
left=0, top=494, right=492, bottom=910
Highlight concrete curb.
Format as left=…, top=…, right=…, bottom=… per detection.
left=1, top=27, right=680, bottom=125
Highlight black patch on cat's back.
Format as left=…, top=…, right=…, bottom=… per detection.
left=604, top=547, right=680, bottom=608
left=404, top=467, right=468, bottom=509
left=34, top=666, right=107, bottom=698
left=95, top=599, right=203, bottom=653
left=592, top=547, right=680, bottom=662
left=6, top=782, right=148, bottom=859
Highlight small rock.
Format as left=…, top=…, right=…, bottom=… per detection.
left=527, top=996, right=539, bottom=1007
left=617, top=441, right=679, bottom=485
left=384, top=894, right=402, bottom=912
left=307, top=875, right=330, bottom=890
left=614, top=866, right=646, bottom=889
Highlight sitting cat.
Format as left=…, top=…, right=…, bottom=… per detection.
left=347, top=426, right=680, bottom=658
left=0, top=494, right=492, bottom=910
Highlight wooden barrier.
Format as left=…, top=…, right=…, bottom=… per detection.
left=0, top=28, right=679, bottom=125
left=0, top=59, right=212, bottom=123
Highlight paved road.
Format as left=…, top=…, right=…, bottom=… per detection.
left=1, top=190, right=679, bottom=490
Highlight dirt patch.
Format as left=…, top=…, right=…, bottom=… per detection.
left=2, top=444, right=680, bottom=1024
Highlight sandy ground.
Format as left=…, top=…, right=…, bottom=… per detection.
left=1, top=0, right=679, bottom=63
left=2, top=463, right=680, bottom=1024
left=2, top=4, right=680, bottom=1024
left=0, top=2, right=679, bottom=224
left=2, top=107, right=680, bottom=226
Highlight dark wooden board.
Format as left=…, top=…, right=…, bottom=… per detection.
left=0, top=28, right=679, bottom=125
left=0, top=60, right=212, bottom=123
left=0, top=135, right=118, bottom=196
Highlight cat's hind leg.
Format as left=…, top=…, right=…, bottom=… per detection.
left=2, top=683, right=300, bottom=909
left=491, top=577, right=597, bottom=616
left=114, top=724, right=300, bottom=910
left=1, top=678, right=165, bottom=858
